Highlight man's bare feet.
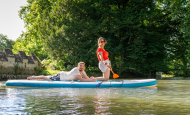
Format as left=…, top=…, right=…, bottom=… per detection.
left=27, top=76, right=35, bottom=80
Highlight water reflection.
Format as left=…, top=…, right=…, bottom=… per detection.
left=1, top=86, right=157, bottom=114
left=1, top=80, right=190, bottom=114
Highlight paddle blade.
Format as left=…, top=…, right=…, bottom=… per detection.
left=113, top=73, right=119, bottom=79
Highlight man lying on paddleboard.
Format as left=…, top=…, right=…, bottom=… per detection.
left=27, top=62, right=96, bottom=82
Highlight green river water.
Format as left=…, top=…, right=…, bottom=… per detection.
left=0, top=80, right=190, bottom=115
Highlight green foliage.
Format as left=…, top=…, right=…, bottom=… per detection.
left=168, top=59, right=190, bottom=76
left=34, top=66, right=41, bottom=75
left=41, top=59, right=52, bottom=69
left=13, top=62, right=20, bottom=76
left=0, top=33, right=15, bottom=51
left=41, top=59, right=66, bottom=70
left=12, top=32, right=49, bottom=61
left=39, top=70, right=61, bottom=76
left=15, top=0, right=190, bottom=77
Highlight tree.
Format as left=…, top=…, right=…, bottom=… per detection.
left=17, top=0, right=190, bottom=77
left=156, top=0, right=190, bottom=75
left=0, top=33, right=15, bottom=51
left=12, top=32, right=48, bottom=61
left=12, top=0, right=54, bottom=61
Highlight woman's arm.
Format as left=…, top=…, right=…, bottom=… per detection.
left=98, top=51, right=107, bottom=65
left=98, top=51, right=104, bottom=62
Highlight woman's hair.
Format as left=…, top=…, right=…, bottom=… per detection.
left=98, top=37, right=107, bottom=45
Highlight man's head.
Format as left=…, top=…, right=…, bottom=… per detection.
left=77, top=62, right=85, bottom=71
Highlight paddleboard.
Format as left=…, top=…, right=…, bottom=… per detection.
left=5, top=79, right=157, bottom=88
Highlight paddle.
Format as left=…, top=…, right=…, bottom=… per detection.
left=107, top=65, right=119, bottom=79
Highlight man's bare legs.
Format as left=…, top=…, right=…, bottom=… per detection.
left=27, top=75, right=50, bottom=80
left=96, top=70, right=110, bottom=81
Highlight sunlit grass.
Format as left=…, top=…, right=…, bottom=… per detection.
left=40, top=69, right=62, bottom=75
left=161, top=74, right=174, bottom=77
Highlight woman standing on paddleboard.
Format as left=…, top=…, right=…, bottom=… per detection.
left=96, top=37, right=111, bottom=81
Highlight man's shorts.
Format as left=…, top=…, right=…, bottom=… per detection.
left=49, top=73, right=60, bottom=81
left=99, top=60, right=111, bottom=73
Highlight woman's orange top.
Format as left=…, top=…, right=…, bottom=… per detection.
left=97, top=48, right=109, bottom=61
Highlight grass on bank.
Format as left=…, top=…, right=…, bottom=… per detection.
left=39, top=70, right=61, bottom=75
left=158, top=74, right=190, bottom=80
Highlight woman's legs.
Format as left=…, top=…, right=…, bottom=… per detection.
left=27, top=75, right=50, bottom=80
left=96, top=70, right=110, bottom=81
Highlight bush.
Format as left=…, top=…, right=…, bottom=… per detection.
left=41, top=59, right=66, bottom=70
left=39, top=70, right=62, bottom=75
left=41, top=59, right=52, bottom=69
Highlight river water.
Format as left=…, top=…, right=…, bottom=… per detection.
left=0, top=80, right=190, bottom=115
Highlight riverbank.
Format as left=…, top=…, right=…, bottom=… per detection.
left=1, top=69, right=190, bottom=81
left=159, top=76, right=190, bottom=80
left=156, top=73, right=190, bottom=80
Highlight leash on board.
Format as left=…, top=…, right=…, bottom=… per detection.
left=96, top=81, right=104, bottom=88
left=110, top=80, right=124, bottom=87
left=96, top=80, right=124, bottom=88
left=118, top=80, right=124, bottom=87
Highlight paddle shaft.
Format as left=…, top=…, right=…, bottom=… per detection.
left=107, top=65, right=115, bottom=74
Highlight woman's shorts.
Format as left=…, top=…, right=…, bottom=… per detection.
left=99, top=60, right=111, bottom=73
left=49, top=73, right=60, bottom=81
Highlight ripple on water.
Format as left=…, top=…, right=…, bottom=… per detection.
left=1, top=80, right=190, bottom=114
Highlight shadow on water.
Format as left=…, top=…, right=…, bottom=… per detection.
left=1, top=80, right=190, bottom=114
left=0, top=81, right=157, bottom=114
